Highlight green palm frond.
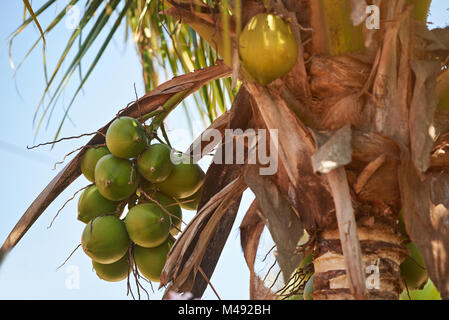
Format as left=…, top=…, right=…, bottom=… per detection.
left=36, top=0, right=121, bottom=133
left=12, top=0, right=235, bottom=141
left=20, top=0, right=47, bottom=46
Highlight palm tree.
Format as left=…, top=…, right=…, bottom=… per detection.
left=2, top=0, right=449, bottom=300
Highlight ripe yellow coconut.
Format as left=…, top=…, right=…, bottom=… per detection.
left=239, top=13, right=298, bottom=85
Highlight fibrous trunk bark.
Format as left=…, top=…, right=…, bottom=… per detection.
left=313, top=207, right=408, bottom=299
left=157, top=0, right=449, bottom=300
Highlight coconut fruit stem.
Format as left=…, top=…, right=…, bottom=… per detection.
left=137, top=107, right=164, bottom=123
left=147, top=90, right=189, bottom=138
left=56, top=243, right=82, bottom=270
left=138, top=188, right=186, bottom=228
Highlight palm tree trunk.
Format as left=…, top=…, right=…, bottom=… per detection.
left=146, top=0, right=437, bottom=300
left=313, top=208, right=408, bottom=299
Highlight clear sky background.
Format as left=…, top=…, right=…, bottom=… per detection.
left=0, top=1, right=447, bottom=300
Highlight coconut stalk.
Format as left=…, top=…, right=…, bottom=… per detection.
left=146, top=89, right=189, bottom=137
left=406, top=0, right=432, bottom=22
left=437, top=69, right=449, bottom=111
left=310, top=0, right=365, bottom=56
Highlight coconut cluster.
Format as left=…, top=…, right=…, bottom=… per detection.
left=78, top=116, right=204, bottom=283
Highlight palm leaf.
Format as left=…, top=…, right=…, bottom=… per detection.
left=37, top=0, right=122, bottom=133
left=20, top=0, right=47, bottom=46
left=32, top=0, right=104, bottom=126
left=11, top=0, right=235, bottom=139
left=53, top=0, right=133, bottom=141
left=10, top=0, right=80, bottom=75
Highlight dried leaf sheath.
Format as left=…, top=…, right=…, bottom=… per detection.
left=160, top=176, right=246, bottom=292
left=239, top=200, right=265, bottom=300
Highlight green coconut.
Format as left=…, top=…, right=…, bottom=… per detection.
left=398, top=211, right=408, bottom=236
left=299, top=253, right=313, bottom=269
left=177, top=187, right=202, bottom=212
left=124, top=203, right=171, bottom=248
left=137, top=143, right=174, bottom=183
left=281, top=253, right=312, bottom=301
left=400, top=279, right=441, bottom=300
left=81, top=215, right=130, bottom=264
left=95, top=154, right=140, bottom=201
left=135, top=188, right=182, bottom=236
left=134, top=239, right=173, bottom=282
left=400, top=242, right=428, bottom=290
left=303, top=274, right=314, bottom=300
left=92, top=253, right=131, bottom=282
left=78, top=185, right=122, bottom=223
left=106, top=116, right=148, bottom=159
left=156, top=162, right=205, bottom=199
left=80, top=146, right=110, bottom=182
left=239, top=13, right=298, bottom=85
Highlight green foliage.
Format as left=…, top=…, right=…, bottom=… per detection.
left=400, top=279, right=441, bottom=300
left=12, top=0, right=235, bottom=140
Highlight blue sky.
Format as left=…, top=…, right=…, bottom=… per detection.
left=0, top=1, right=447, bottom=300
